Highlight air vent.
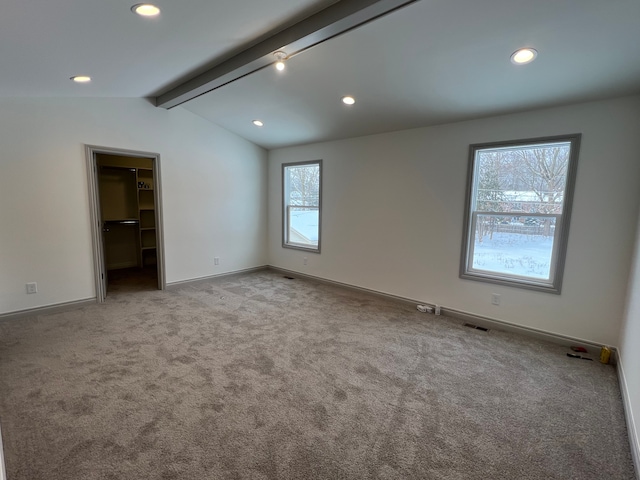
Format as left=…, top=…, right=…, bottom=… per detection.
left=463, top=323, right=489, bottom=332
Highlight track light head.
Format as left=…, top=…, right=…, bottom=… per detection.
left=274, top=51, right=287, bottom=71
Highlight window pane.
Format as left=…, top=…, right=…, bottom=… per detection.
left=461, top=135, right=580, bottom=293
left=288, top=207, right=319, bottom=246
left=471, top=214, right=556, bottom=280
left=473, top=142, right=570, bottom=215
left=283, top=161, right=322, bottom=251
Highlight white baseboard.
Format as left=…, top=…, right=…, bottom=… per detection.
left=267, top=266, right=606, bottom=351
left=441, top=306, right=607, bottom=352
left=166, top=266, right=268, bottom=289
left=0, top=420, right=6, bottom=480
left=617, top=352, right=640, bottom=479
left=0, top=267, right=270, bottom=320
left=268, top=266, right=426, bottom=305
left=0, top=298, right=96, bottom=322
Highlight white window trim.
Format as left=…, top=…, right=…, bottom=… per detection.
left=460, top=134, right=581, bottom=294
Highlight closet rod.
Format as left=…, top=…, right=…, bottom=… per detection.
left=100, top=166, right=137, bottom=172
left=104, top=220, right=139, bottom=225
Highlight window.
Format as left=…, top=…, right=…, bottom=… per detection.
left=460, top=135, right=581, bottom=293
left=283, top=160, right=322, bottom=252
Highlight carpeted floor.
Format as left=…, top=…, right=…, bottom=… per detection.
left=0, top=269, right=635, bottom=479
left=106, top=266, right=159, bottom=294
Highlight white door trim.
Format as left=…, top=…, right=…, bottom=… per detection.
left=85, top=145, right=166, bottom=301
left=0, top=419, right=6, bottom=480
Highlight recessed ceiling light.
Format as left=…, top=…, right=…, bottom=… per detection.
left=342, top=96, right=356, bottom=105
left=70, top=75, right=91, bottom=83
left=131, top=4, right=161, bottom=16
left=510, top=48, right=538, bottom=65
left=252, top=120, right=264, bottom=127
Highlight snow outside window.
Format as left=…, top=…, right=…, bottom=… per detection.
left=283, top=160, right=322, bottom=252
left=460, top=135, right=581, bottom=294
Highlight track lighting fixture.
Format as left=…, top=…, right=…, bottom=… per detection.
left=274, top=51, right=287, bottom=71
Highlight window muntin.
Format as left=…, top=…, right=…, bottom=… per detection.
left=283, top=160, right=322, bottom=252
left=461, top=135, right=580, bottom=293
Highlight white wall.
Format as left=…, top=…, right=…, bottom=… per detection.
left=0, top=97, right=267, bottom=315
left=620, top=206, right=640, bottom=471
left=268, top=96, right=640, bottom=346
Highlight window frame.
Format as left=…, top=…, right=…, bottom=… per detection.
left=460, top=134, right=581, bottom=294
left=282, top=159, right=323, bottom=253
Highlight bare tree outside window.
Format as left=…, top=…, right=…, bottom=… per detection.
left=287, top=164, right=320, bottom=207
left=474, top=144, right=570, bottom=241
left=475, top=151, right=506, bottom=242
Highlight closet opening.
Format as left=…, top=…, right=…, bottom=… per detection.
left=86, top=146, right=165, bottom=301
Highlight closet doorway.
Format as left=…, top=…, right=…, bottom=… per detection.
left=86, top=145, right=165, bottom=302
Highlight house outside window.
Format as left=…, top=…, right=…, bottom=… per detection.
left=460, top=135, right=581, bottom=293
left=282, top=160, right=322, bottom=252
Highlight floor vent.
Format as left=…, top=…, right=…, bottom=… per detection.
left=463, top=323, right=489, bottom=332
left=283, top=276, right=295, bottom=280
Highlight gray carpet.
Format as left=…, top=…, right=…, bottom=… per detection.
left=106, top=266, right=158, bottom=294
left=0, top=269, right=635, bottom=479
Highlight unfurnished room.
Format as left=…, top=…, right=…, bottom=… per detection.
left=0, top=0, right=639, bottom=479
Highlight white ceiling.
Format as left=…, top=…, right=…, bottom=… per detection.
left=3, top=0, right=640, bottom=149
left=0, top=0, right=338, bottom=97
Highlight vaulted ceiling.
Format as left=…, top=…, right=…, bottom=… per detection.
left=3, top=0, right=639, bottom=148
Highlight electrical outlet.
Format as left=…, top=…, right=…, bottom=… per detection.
left=26, top=282, right=38, bottom=294
left=491, top=293, right=501, bottom=306
left=303, top=257, right=308, bottom=265
left=214, top=257, right=220, bottom=265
